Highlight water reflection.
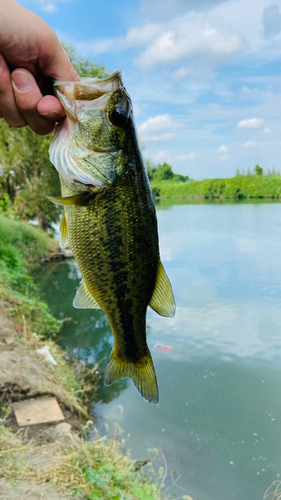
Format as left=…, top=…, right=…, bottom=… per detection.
left=35, top=260, right=130, bottom=402
left=34, top=201, right=281, bottom=499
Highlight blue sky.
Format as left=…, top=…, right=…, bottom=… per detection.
left=18, top=0, right=281, bottom=179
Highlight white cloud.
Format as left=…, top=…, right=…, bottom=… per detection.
left=172, top=152, right=198, bottom=161
left=142, top=133, right=176, bottom=142
left=242, top=141, right=258, bottom=148
left=263, top=127, right=271, bottom=133
left=126, top=24, right=163, bottom=46
left=42, top=3, right=57, bottom=12
left=218, top=144, right=228, bottom=152
left=152, top=150, right=170, bottom=162
left=27, top=0, right=70, bottom=12
left=77, top=37, right=125, bottom=55
left=236, top=118, right=265, bottom=129
left=240, top=86, right=252, bottom=95
left=172, top=66, right=199, bottom=79
left=219, top=154, right=229, bottom=161
left=135, top=21, right=243, bottom=70
left=76, top=23, right=163, bottom=56
left=262, top=3, right=281, bottom=39
left=238, top=86, right=263, bottom=101
left=75, top=0, right=281, bottom=73
left=151, top=150, right=198, bottom=163
left=77, top=10, right=243, bottom=73
left=138, top=114, right=179, bottom=134
left=208, top=0, right=267, bottom=54
left=140, top=0, right=226, bottom=20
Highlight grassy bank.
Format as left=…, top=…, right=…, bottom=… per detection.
left=0, top=420, right=163, bottom=499
left=151, top=175, right=281, bottom=200
left=0, top=214, right=166, bottom=499
left=0, top=214, right=95, bottom=413
left=0, top=213, right=62, bottom=338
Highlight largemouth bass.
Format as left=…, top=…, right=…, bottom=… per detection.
left=48, top=72, right=175, bottom=403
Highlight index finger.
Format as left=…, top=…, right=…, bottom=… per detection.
left=38, top=33, right=79, bottom=83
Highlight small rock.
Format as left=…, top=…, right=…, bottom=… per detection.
left=42, top=422, right=80, bottom=448
left=63, top=249, right=74, bottom=258
left=48, top=252, right=61, bottom=260
left=54, top=422, right=72, bottom=436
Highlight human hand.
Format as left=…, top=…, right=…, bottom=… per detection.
left=0, top=0, right=79, bottom=135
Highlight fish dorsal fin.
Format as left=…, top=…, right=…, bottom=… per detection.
left=73, top=280, right=101, bottom=309
left=59, top=211, right=68, bottom=249
left=149, top=261, right=176, bottom=317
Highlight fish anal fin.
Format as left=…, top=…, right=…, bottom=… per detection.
left=73, top=280, right=101, bottom=309
left=149, top=261, right=176, bottom=318
left=104, top=348, right=159, bottom=404
left=59, top=211, right=68, bottom=249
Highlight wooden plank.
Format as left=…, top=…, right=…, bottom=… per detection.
left=13, top=397, right=65, bottom=426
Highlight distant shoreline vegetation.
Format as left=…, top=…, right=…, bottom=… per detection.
left=147, top=161, right=281, bottom=200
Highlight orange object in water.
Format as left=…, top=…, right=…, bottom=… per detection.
left=153, top=343, right=174, bottom=353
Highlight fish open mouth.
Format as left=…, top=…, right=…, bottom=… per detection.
left=53, top=71, right=124, bottom=120
left=49, top=71, right=129, bottom=189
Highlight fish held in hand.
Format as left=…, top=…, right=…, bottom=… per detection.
left=48, top=71, right=175, bottom=403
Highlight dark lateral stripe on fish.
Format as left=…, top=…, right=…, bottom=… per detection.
left=102, top=210, right=140, bottom=362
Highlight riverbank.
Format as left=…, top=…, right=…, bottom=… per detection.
left=0, top=214, right=163, bottom=499
left=151, top=175, right=281, bottom=200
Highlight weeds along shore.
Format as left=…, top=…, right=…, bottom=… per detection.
left=150, top=174, right=281, bottom=200
left=0, top=214, right=164, bottom=500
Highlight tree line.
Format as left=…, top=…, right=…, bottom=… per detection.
left=236, top=165, right=281, bottom=176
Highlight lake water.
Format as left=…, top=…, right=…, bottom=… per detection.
left=34, top=201, right=281, bottom=500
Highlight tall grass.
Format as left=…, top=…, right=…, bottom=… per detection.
left=0, top=420, right=165, bottom=500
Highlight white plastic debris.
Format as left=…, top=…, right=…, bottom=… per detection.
left=36, top=345, right=57, bottom=366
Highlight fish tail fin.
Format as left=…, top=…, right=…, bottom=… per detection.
left=104, top=348, right=159, bottom=404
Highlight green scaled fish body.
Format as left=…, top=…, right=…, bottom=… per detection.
left=49, top=72, right=175, bottom=403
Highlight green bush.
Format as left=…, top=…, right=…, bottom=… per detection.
left=145, top=160, right=189, bottom=183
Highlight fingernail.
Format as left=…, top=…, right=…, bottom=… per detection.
left=12, top=71, right=32, bottom=92
left=40, top=110, right=59, bottom=118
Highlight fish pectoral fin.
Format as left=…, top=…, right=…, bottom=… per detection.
left=46, top=193, right=92, bottom=207
left=149, top=261, right=176, bottom=318
left=59, top=211, right=68, bottom=249
left=73, top=280, right=101, bottom=309
left=104, top=348, right=159, bottom=404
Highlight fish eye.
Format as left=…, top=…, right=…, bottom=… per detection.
left=109, top=107, right=127, bottom=128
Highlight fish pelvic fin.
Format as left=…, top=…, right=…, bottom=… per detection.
left=104, top=348, right=159, bottom=404
left=59, top=211, right=68, bottom=249
left=46, top=193, right=92, bottom=207
left=73, top=280, right=101, bottom=309
left=149, top=261, right=176, bottom=318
